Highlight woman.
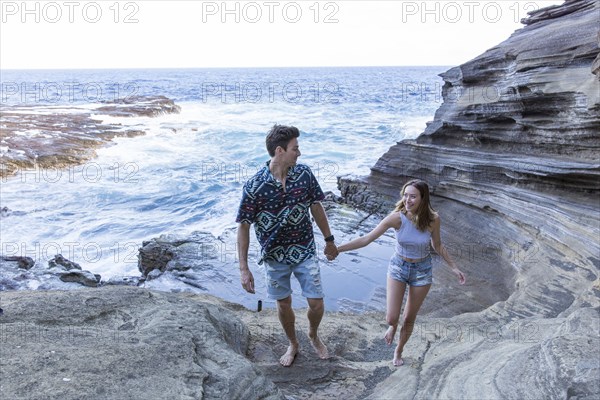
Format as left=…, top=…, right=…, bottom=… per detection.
left=337, top=179, right=466, bottom=366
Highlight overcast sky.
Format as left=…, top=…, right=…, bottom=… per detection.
left=0, top=0, right=563, bottom=69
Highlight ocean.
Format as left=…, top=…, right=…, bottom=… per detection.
left=0, top=66, right=446, bottom=310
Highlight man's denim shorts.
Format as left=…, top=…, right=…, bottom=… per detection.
left=263, top=257, right=324, bottom=300
left=388, top=254, right=433, bottom=286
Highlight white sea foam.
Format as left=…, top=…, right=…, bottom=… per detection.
left=403, top=115, right=432, bottom=139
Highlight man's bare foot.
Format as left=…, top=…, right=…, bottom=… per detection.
left=384, top=325, right=397, bottom=345
left=393, top=347, right=404, bottom=367
left=279, top=344, right=299, bottom=367
left=309, top=334, right=329, bottom=359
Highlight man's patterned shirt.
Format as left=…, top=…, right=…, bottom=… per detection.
left=236, top=162, right=325, bottom=265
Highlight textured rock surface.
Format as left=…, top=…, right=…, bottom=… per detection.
left=1, top=286, right=597, bottom=400
left=48, top=254, right=82, bottom=271
left=58, top=270, right=101, bottom=287
left=339, top=1, right=600, bottom=398
left=0, top=287, right=283, bottom=400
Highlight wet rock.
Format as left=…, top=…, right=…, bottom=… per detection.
left=97, top=95, right=182, bottom=117
left=146, top=269, right=164, bottom=280
left=137, top=231, right=235, bottom=292
left=1, top=256, right=35, bottom=270
left=58, top=270, right=101, bottom=287
left=137, top=240, right=176, bottom=277
left=48, top=254, right=82, bottom=271
left=104, top=276, right=144, bottom=287
left=0, top=254, right=101, bottom=290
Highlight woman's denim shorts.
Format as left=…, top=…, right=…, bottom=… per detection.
left=388, top=253, right=433, bottom=286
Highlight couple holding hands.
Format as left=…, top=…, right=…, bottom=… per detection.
left=237, top=125, right=466, bottom=367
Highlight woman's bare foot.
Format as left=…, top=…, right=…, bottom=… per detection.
left=280, top=344, right=299, bottom=367
left=393, top=346, right=404, bottom=366
left=384, top=325, right=397, bottom=345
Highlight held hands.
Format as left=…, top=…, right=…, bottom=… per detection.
left=324, top=241, right=339, bottom=261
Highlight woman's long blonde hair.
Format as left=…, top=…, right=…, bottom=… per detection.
left=393, top=179, right=437, bottom=231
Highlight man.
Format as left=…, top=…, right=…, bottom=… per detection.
left=236, top=124, right=338, bottom=367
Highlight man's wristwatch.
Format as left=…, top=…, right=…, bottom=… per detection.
left=324, top=235, right=335, bottom=243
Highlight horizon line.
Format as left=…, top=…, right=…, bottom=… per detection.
left=0, top=64, right=455, bottom=71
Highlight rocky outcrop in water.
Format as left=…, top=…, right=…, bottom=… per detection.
left=136, top=231, right=244, bottom=291
left=0, top=96, right=180, bottom=178
left=97, top=95, right=182, bottom=117
left=0, top=254, right=101, bottom=290
left=339, top=0, right=600, bottom=398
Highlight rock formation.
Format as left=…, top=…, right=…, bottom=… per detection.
left=339, top=0, right=600, bottom=398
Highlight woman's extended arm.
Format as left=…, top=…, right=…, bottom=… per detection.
left=338, top=213, right=400, bottom=253
left=431, top=215, right=466, bottom=284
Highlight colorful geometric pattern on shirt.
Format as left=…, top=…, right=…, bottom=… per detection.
left=236, top=162, right=325, bottom=265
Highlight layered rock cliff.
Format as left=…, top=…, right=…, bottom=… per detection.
left=340, top=0, right=600, bottom=398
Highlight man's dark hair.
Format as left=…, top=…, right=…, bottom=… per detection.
left=266, top=125, right=300, bottom=157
